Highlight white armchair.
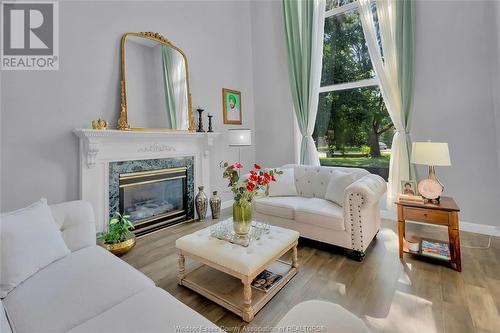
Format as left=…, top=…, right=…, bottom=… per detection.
left=254, top=165, right=387, bottom=261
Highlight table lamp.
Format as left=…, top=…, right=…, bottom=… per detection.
left=228, top=129, right=252, bottom=165
left=411, top=141, right=451, bottom=201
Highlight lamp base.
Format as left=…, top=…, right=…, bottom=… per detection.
left=417, top=166, right=444, bottom=201
left=427, top=165, right=444, bottom=188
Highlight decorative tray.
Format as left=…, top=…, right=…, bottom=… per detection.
left=209, top=219, right=271, bottom=247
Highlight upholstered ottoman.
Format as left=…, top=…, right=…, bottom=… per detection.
left=176, top=220, right=299, bottom=322
left=276, top=300, right=370, bottom=332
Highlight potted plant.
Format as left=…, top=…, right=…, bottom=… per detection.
left=221, top=162, right=281, bottom=237
left=98, top=212, right=136, bottom=256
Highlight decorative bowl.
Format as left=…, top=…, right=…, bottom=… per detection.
left=101, top=236, right=136, bottom=256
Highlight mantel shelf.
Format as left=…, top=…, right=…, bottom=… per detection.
left=73, top=128, right=221, bottom=170
left=73, top=128, right=221, bottom=140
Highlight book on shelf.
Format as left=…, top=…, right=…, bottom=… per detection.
left=420, top=239, right=451, bottom=260
left=398, top=194, right=425, bottom=203
left=251, top=269, right=282, bottom=293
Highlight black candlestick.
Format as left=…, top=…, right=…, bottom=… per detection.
left=196, top=108, right=205, bottom=132
left=207, top=114, right=214, bottom=133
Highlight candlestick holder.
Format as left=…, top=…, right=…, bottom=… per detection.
left=196, top=108, right=205, bottom=132
left=207, top=114, right=214, bottom=132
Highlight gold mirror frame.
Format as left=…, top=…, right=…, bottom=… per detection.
left=118, top=32, right=195, bottom=131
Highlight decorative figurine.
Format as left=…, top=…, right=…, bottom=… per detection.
left=92, top=118, right=108, bottom=130
left=207, top=113, right=214, bottom=133
left=196, top=108, right=205, bottom=132
left=195, top=186, right=208, bottom=221
left=210, top=191, right=221, bottom=219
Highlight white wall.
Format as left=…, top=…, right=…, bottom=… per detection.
left=251, top=0, right=296, bottom=168
left=0, top=0, right=255, bottom=211
left=412, top=0, right=500, bottom=227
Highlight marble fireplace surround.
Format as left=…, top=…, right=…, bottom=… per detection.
left=73, top=129, right=220, bottom=232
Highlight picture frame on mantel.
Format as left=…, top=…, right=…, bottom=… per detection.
left=222, top=88, right=242, bottom=125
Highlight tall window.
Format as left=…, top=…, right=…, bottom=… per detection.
left=314, top=0, right=393, bottom=180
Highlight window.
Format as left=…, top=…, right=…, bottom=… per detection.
left=315, top=1, right=392, bottom=180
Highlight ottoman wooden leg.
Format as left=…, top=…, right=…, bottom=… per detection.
left=242, top=279, right=254, bottom=322
left=292, top=244, right=299, bottom=269
left=177, top=252, right=185, bottom=285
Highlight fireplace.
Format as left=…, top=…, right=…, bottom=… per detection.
left=109, top=157, right=194, bottom=237
left=119, top=167, right=188, bottom=236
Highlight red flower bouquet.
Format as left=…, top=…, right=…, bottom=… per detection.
left=220, top=162, right=282, bottom=236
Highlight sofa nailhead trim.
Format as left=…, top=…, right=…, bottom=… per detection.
left=348, top=192, right=365, bottom=251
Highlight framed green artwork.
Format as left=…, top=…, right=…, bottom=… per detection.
left=222, top=88, right=242, bottom=125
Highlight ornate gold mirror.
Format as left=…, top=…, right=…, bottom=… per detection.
left=118, top=32, right=194, bottom=131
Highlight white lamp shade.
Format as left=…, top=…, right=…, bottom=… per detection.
left=411, top=142, right=451, bottom=166
left=228, top=129, right=252, bottom=146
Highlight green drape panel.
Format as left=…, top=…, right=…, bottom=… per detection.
left=283, top=0, right=322, bottom=165
left=161, top=45, right=177, bottom=128
left=395, top=0, right=416, bottom=180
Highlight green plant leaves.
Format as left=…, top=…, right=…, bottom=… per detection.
left=99, top=211, right=135, bottom=244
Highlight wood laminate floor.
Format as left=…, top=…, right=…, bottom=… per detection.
left=122, top=213, right=500, bottom=333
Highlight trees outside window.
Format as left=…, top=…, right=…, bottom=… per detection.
left=315, top=1, right=393, bottom=179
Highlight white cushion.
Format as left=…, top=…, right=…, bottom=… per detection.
left=0, top=199, right=70, bottom=298
left=268, top=168, right=298, bottom=197
left=277, top=300, right=370, bottom=333
left=67, top=287, right=218, bottom=333
left=254, top=196, right=305, bottom=219
left=295, top=198, right=345, bottom=231
left=50, top=200, right=96, bottom=252
left=3, top=246, right=154, bottom=333
left=176, top=222, right=299, bottom=275
left=291, top=165, right=368, bottom=198
left=325, top=171, right=358, bottom=206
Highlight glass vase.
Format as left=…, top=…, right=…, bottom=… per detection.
left=232, top=201, right=252, bottom=237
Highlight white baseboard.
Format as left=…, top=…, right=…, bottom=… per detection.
left=381, top=210, right=500, bottom=237
left=460, top=221, right=500, bottom=237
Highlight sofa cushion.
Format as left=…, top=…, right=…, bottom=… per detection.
left=254, top=196, right=305, bottom=219
left=325, top=171, right=358, bottom=207
left=3, top=246, right=154, bottom=333
left=295, top=198, right=345, bottom=231
left=1, top=199, right=71, bottom=298
left=50, top=200, right=96, bottom=252
left=67, top=286, right=218, bottom=333
left=268, top=168, right=298, bottom=197
left=292, top=165, right=368, bottom=199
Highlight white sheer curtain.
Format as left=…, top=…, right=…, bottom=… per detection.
left=358, top=0, right=410, bottom=202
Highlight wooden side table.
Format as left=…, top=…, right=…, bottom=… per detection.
left=396, top=196, right=461, bottom=272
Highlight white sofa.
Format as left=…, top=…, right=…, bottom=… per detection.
left=254, top=165, right=386, bottom=260
left=1, top=200, right=218, bottom=333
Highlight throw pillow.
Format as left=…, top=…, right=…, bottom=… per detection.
left=268, top=168, right=298, bottom=197
left=0, top=199, right=70, bottom=298
left=325, top=171, right=358, bottom=206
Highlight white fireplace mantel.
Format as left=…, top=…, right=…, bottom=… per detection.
left=74, top=129, right=219, bottom=169
left=73, top=128, right=221, bottom=231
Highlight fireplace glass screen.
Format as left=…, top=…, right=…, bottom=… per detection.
left=119, top=167, right=188, bottom=235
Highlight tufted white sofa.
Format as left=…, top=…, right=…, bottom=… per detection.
left=254, top=165, right=387, bottom=260
left=2, top=200, right=218, bottom=333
